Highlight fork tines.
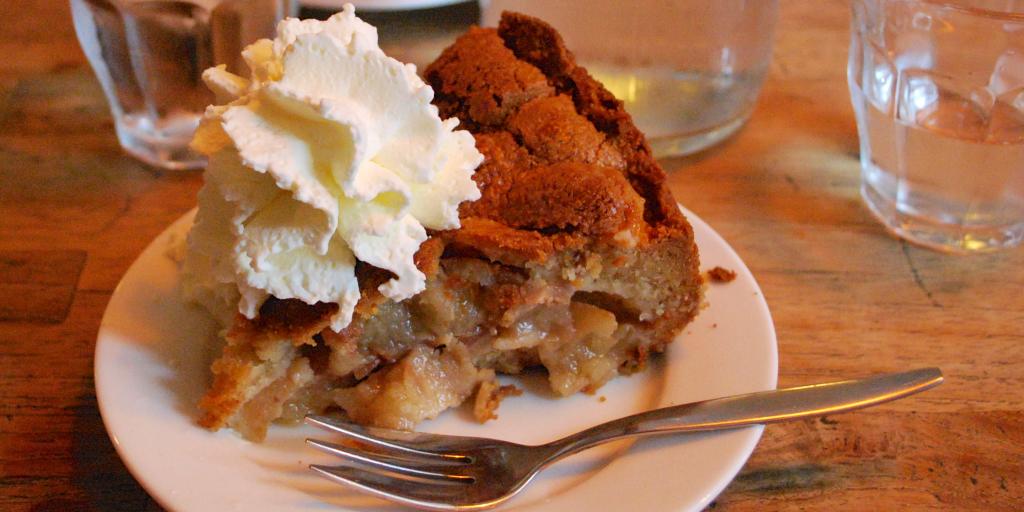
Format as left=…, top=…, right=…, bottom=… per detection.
left=305, top=414, right=475, bottom=482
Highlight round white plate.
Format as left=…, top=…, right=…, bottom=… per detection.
left=96, top=206, right=777, bottom=512
left=301, top=0, right=471, bottom=11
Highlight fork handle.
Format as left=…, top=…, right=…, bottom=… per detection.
left=544, top=367, right=943, bottom=461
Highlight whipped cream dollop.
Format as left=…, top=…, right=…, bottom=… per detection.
left=182, top=4, right=482, bottom=331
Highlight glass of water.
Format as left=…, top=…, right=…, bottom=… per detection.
left=849, top=0, right=1024, bottom=252
left=71, top=0, right=298, bottom=170
left=479, top=0, right=778, bottom=157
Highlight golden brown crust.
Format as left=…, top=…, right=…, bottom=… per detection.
left=197, top=343, right=257, bottom=430
left=413, top=237, right=445, bottom=279
left=424, top=12, right=688, bottom=245
left=500, top=162, right=644, bottom=235
left=425, top=26, right=554, bottom=130
left=228, top=299, right=336, bottom=347
left=495, top=12, right=688, bottom=229
left=457, top=131, right=534, bottom=219
left=443, top=217, right=554, bottom=263
left=197, top=338, right=298, bottom=433
left=506, top=95, right=625, bottom=168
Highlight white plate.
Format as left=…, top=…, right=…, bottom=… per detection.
left=96, top=206, right=777, bottom=512
left=301, top=0, right=471, bottom=11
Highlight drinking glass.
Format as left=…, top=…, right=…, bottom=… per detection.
left=70, top=0, right=298, bottom=170
left=479, top=0, right=778, bottom=157
left=849, top=0, right=1024, bottom=252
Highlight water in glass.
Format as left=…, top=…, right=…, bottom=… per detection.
left=70, top=0, right=296, bottom=170
left=849, top=0, right=1024, bottom=252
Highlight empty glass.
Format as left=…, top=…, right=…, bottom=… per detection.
left=479, top=0, right=778, bottom=157
left=70, top=0, right=298, bottom=170
left=849, top=0, right=1024, bottom=252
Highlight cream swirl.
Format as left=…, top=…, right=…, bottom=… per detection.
left=182, top=4, right=482, bottom=331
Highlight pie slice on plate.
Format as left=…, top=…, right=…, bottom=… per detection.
left=196, top=11, right=703, bottom=441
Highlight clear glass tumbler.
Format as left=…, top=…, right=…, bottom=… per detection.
left=479, top=0, right=778, bottom=157
left=849, top=0, right=1024, bottom=252
left=70, top=0, right=298, bottom=170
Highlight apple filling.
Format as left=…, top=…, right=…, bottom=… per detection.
left=201, top=254, right=660, bottom=440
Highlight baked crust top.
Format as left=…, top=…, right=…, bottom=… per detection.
left=425, top=11, right=690, bottom=263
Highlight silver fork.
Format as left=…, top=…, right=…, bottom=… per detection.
left=305, top=367, right=943, bottom=511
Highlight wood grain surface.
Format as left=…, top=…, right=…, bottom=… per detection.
left=1, top=1, right=1021, bottom=510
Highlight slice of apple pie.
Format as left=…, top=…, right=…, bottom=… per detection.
left=191, top=10, right=703, bottom=441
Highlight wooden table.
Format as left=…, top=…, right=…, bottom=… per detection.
left=1, top=1, right=1021, bottom=510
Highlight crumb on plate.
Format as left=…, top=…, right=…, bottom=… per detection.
left=707, top=266, right=737, bottom=283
